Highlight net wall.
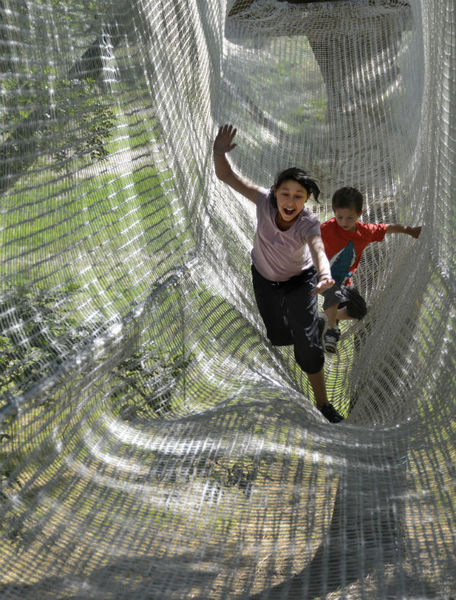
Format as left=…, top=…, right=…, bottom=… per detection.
left=0, top=0, right=455, bottom=598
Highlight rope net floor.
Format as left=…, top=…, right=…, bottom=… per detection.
left=0, top=0, right=455, bottom=598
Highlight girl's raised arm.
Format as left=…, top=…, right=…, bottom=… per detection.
left=213, top=124, right=259, bottom=203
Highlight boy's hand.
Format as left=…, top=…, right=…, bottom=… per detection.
left=386, top=224, right=422, bottom=238
left=408, top=226, right=421, bottom=239
left=313, top=275, right=334, bottom=296
left=214, top=124, right=237, bottom=156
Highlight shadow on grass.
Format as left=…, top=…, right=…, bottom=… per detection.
left=0, top=552, right=218, bottom=600
left=247, top=429, right=432, bottom=599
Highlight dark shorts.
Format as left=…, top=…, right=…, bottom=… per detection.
left=251, top=265, right=324, bottom=375
left=322, top=282, right=367, bottom=320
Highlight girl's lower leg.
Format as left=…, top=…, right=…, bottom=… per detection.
left=307, top=369, right=328, bottom=409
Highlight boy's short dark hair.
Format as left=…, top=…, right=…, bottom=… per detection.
left=271, top=167, right=321, bottom=205
left=332, top=186, right=363, bottom=213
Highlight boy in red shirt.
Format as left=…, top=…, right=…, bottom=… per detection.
left=320, top=187, right=421, bottom=353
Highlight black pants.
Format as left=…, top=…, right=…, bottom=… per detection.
left=251, top=265, right=324, bottom=375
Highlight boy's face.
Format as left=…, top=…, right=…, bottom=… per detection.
left=334, top=206, right=362, bottom=232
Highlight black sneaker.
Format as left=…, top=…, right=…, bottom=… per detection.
left=320, top=402, right=344, bottom=423
left=324, top=326, right=341, bottom=353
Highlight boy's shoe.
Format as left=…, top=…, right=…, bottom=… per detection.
left=320, top=402, right=344, bottom=423
left=324, top=326, right=341, bottom=354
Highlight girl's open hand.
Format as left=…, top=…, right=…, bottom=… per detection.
left=214, top=124, right=237, bottom=156
left=312, top=276, right=334, bottom=296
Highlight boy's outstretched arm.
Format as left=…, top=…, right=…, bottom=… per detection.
left=385, top=224, right=422, bottom=238
left=213, top=124, right=259, bottom=203
left=308, top=235, right=335, bottom=296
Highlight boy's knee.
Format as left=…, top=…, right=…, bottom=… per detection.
left=322, top=285, right=345, bottom=312
left=346, top=302, right=367, bottom=319
left=345, top=289, right=367, bottom=319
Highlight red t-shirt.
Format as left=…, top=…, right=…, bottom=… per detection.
left=321, top=217, right=387, bottom=285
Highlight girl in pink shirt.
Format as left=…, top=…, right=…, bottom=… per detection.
left=213, top=124, right=342, bottom=423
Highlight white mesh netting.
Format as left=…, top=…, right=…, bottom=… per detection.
left=0, top=0, right=455, bottom=598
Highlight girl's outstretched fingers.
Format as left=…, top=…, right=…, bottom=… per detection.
left=214, top=124, right=237, bottom=156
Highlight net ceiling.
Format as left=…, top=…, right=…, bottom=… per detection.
left=0, top=0, right=455, bottom=598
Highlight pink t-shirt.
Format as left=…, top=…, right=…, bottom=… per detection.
left=251, top=187, right=321, bottom=282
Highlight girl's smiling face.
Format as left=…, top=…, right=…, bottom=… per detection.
left=274, top=180, right=309, bottom=229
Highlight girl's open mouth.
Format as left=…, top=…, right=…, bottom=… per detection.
left=284, top=208, right=295, bottom=216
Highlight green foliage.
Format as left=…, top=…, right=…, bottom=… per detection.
left=111, top=347, right=193, bottom=421
left=50, top=78, right=116, bottom=167
left=0, top=285, right=192, bottom=434
left=2, top=68, right=115, bottom=171
left=0, top=286, right=89, bottom=396
left=0, top=285, right=194, bottom=505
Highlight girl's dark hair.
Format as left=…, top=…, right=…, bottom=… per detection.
left=331, top=186, right=363, bottom=213
left=270, top=167, right=320, bottom=206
